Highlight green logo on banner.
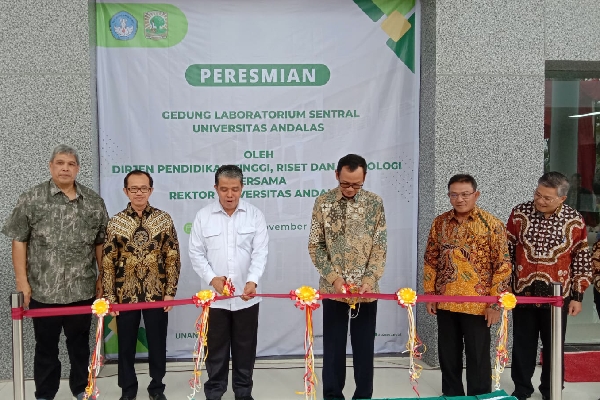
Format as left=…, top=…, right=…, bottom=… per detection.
left=352, top=0, right=416, bottom=73
left=183, top=223, right=192, bottom=234
left=97, top=3, right=188, bottom=48
left=185, top=64, right=331, bottom=87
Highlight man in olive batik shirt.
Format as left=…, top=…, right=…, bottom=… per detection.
left=2, top=145, right=109, bottom=400
left=309, top=154, right=387, bottom=400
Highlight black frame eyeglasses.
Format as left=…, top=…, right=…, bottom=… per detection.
left=127, top=187, right=151, bottom=193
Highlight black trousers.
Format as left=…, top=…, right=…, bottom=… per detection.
left=204, top=303, right=260, bottom=400
left=511, top=301, right=569, bottom=399
left=594, top=289, right=600, bottom=320
left=436, top=309, right=491, bottom=396
left=322, top=299, right=378, bottom=400
left=29, top=297, right=94, bottom=400
left=117, top=307, right=169, bottom=397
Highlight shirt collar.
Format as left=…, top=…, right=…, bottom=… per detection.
left=49, top=179, right=82, bottom=199
left=126, top=202, right=153, bottom=217
left=212, top=199, right=246, bottom=215
left=334, top=186, right=362, bottom=202
left=531, top=201, right=563, bottom=218
left=448, top=206, right=479, bottom=222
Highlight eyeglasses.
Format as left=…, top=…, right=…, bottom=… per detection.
left=448, top=191, right=475, bottom=200
left=339, top=181, right=364, bottom=190
left=533, top=191, right=559, bottom=203
left=127, top=187, right=151, bottom=193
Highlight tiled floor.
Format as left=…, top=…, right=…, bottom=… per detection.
left=1, top=357, right=599, bottom=400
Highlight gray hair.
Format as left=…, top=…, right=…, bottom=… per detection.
left=538, top=171, right=570, bottom=197
left=215, top=165, right=243, bottom=185
left=50, top=144, right=80, bottom=165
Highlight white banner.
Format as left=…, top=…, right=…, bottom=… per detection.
left=97, top=0, right=420, bottom=358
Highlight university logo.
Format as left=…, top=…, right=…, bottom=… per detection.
left=110, top=11, right=138, bottom=41
left=144, top=11, right=168, bottom=40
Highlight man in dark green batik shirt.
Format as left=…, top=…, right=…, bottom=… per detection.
left=2, top=144, right=109, bottom=400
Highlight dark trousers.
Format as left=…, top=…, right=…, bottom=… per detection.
left=29, top=297, right=94, bottom=400
left=594, top=289, right=600, bottom=320
left=204, top=303, right=260, bottom=400
left=322, top=299, right=378, bottom=400
left=436, top=309, right=491, bottom=396
left=511, top=301, right=569, bottom=398
left=117, top=307, right=169, bottom=397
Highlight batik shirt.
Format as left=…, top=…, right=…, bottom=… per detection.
left=1, top=180, right=108, bottom=304
left=102, top=203, right=181, bottom=304
left=507, top=201, right=592, bottom=306
left=308, top=187, right=387, bottom=303
left=590, top=241, right=600, bottom=293
left=424, top=206, right=511, bottom=315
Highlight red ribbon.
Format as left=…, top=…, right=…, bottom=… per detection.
left=11, top=307, right=23, bottom=320
left=13, top=294, right=564, bottom=319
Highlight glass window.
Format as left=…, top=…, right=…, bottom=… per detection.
left=545, top=70, right=600, bottom=344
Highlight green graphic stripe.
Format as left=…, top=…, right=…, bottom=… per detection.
left=136, top=327, right=149, bottom=352
left=97, top=3, right=188, bottom=48
left=186, top=64, right=331, bottom=87
left=386, top=13, right=416, bottom=73
left=352, top=0, right=384, bottom=22
left=104, top=335, right=119, bottom=355
left=373, top=0, right=416, bottom=16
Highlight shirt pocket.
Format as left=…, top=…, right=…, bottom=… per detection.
left=202, top=226, right=222, bottom=250
left=237, top=226, right=256, bottom=252
left=28, top=205, right=52, bottom=246
left=76, top=211, right=102, bottom=245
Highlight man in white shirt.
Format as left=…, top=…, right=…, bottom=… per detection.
left=188, top=165, right=269, bottom=400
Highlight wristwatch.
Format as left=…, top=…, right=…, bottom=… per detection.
left=488, top=303, right=501, bottom=311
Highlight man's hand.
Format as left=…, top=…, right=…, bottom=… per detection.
left=484, top=307, right=501, bottom=327
left=164, top=295, right=175, bottom=312
left=110, top=310, right=119, bottom=317
left=12, top=241, right=30, bottom=308
left=95, top=277, right=103, bottom=299
left=333, top=277, right=346, bottom=294
left=241, top=282, right=257, bottom=301
left=359, top=282, right=371, bottom=294
left=426, top=302, right=437, bottom=316
left=569, top=300, right=582, bottom=316
left=16, top=280, right=31, bottom=308
left=210, top=276, right=227, bottom=295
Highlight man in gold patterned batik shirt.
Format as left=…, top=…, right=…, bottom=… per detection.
left=309, top=154, right=387, bottom=400
left=102, top=170, right=181, bottom=400
left=424, top=174, right=511, bottom=397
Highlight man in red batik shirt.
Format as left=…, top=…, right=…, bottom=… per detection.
left=507, top=171, right=593, bottom=400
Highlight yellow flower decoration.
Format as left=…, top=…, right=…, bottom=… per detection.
left=221, top=278, right=235, bottom=296
left=195, top=290, right=216, bottom=305
left=296, top=286, right=319, bottom=304
left=396, top=288, right=417, bottom=307
left=91, top=298, right=110, bottom=317
left=499, top=292, right=517, bottom=310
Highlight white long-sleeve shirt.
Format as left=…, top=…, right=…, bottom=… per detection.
left=188, top=199, right=269, bottom=310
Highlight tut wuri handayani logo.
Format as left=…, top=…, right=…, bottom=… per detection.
left=110, top=11, right=137, bottom=41
left=144, top=11, right=168, bottom=40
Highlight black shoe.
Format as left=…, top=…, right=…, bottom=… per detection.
left=542, top=396, right=549, bottom=400
left=510, top=393, right=529, bottom=400
left=149, top=394, right=167, bottom=400
left=119, top=397, right=136, bottom=400
left=235, top=397, right=254, bottom=400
